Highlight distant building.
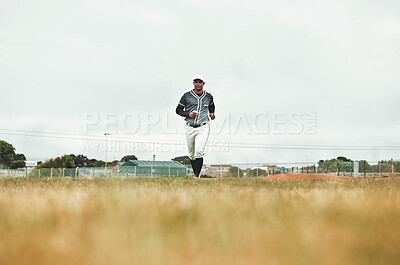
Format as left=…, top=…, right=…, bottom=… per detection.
left=113, top=161, right=125, bottom=172
left=250, top=165, right=273, bottom=171
left=121, top=160, right=187, bottom=176
left=249, top=165, right=274, bottom=176
left=25, top=161, right=38, bottom=168
left=203, top=164, right=232, bottom=177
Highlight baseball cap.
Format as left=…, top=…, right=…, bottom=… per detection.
left=193, top=74, right=205, bottom=82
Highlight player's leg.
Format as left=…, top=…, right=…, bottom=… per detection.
left=193, top=123, right=210, bottom=177
left=185, top=124, right=197, bottom=176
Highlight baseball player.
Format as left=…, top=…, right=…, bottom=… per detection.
left=176, top=75, right=215, bottom=178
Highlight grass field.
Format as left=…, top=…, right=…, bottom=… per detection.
left=0, top=177, right=399, bottom=265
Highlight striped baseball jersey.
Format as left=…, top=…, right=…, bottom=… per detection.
left=176, top=90, right=215, bottom=126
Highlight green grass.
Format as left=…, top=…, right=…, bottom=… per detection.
left=0, top=177, right=399, bottom=265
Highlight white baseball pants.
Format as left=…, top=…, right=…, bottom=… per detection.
left=185, top=123, right=210, bottom=160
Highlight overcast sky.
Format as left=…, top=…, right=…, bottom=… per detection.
left=1, top=0, right=399, bottom=164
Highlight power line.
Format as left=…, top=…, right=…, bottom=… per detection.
left=1, top=128, right=400, bottom=150
left=0, top=128, right=183, bottom=144
left=0, top=132, right=186, bottom=146
left=2, top=128, right=398, bottom=149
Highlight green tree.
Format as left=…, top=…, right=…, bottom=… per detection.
left=371, top=161, right=393, bottom=173
left=172, top=156, right=191, bottom=165
left=317, top=158, right=354, bottom=173
left=14, top=153, right=26, bottom=161
left=0, top=140, right=16, bottom=168
left=86, top=159, right=105, bottom=167
left=121, top=155, right=138, bottom=162
left=69, top=154, right=89, bottom=167
left=109, top=160, right=119, bottom=167
left=358, top=160, right=373, bottom=173
left=248, top=168, right=267, bottom=177
left=337, top=156, right=351, bottom=162
left=37, top=155, right=76, bottom=168
left=394, top=161, right=400, bottom=172
left=228, top=166, right=243, bottom=177
left=11, top=160, right=25, bottom=169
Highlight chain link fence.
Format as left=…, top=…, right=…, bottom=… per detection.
left=0, top=160, right=399, bottom=178
left=0, top=166, right=190, bottom=178
left=207, top=160, right=400, bottom=178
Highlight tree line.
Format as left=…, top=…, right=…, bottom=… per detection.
left=0, top=139, right=140, bottom=169
left=0, top=140, right=26, bottom=169
left=36, top=154, right=138, bottom=169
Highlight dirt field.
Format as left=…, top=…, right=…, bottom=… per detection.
left=1, top=177, right=399, bottom=265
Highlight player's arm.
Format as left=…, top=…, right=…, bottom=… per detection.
left=176, top=95, right=196, bottom=118
left=208, top=95, right=215, bottom=120
left=176, top=104, right=190, bottom=117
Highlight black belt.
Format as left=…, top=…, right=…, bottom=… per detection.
left=187, top=123, right=206, bottom=128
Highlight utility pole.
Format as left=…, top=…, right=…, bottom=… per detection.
left=104, top=133, right=109, bottom=177
left=392, top=158, right=394, bottom=177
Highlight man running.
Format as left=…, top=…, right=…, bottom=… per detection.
left=176, top=75, right=216, bottom=178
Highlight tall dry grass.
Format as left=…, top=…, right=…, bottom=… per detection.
left=0, top=177, right=399, bottom=265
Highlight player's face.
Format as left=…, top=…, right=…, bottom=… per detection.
left=193, top=79, right=205, bottom=91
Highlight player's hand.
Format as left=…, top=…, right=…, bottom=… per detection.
left=189, top=112, right=198, bottom=118
left=209, top=113, right=215, bottom=120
